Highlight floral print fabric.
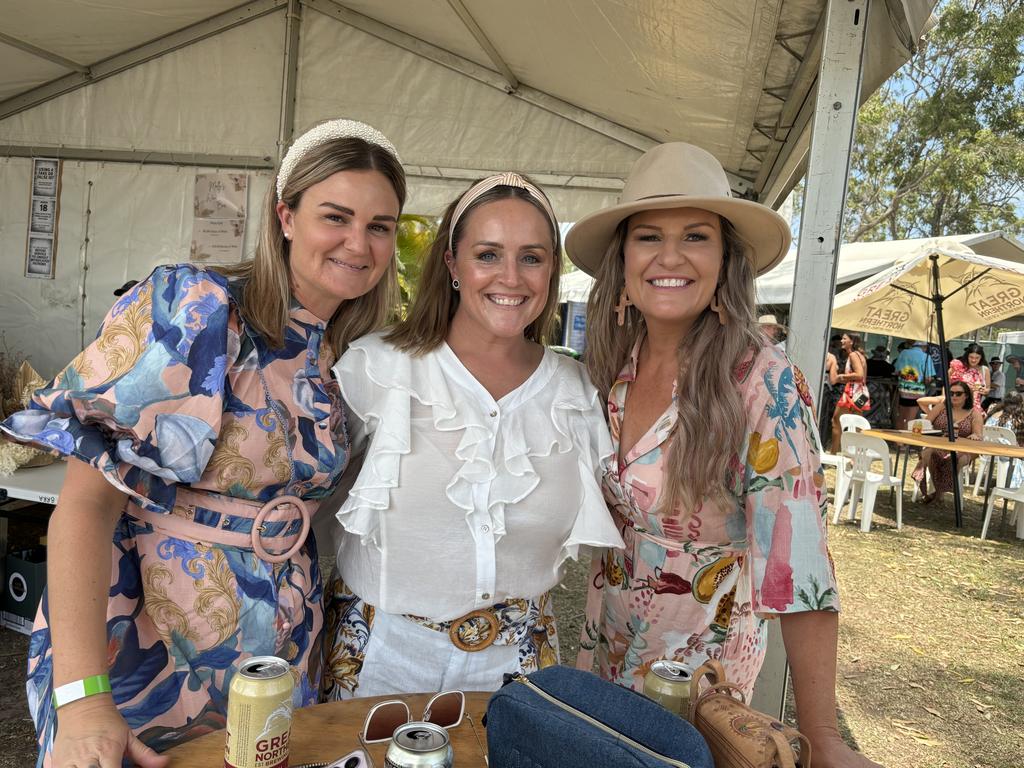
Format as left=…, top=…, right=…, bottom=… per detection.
left=0, top=265, right=346, bottom=763
left=579, top=341, right=839, bottom=698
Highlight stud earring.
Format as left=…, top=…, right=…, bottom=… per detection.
left=283, top=232, right=291, bottom=240
left=452, top=278, right=461, bottom=291
left=709, top=290, right=727, bottom=326
left=614, top=287, right=633, bottom=327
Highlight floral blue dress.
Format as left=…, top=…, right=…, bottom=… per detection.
left=0, top=265, right=348, bottom=764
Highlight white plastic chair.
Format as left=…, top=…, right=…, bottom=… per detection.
left=971, top=425, right=1016, bottom=496
left=839, top=413, right=871, bottom=432
left=832, top=432, right=903, bottom=532
left=821, top=414, right=870, bottom=485
left=980, top=485, right=1024, bottom=540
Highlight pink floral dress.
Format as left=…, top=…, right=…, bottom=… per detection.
left=578, top=341, right=839, bottom=697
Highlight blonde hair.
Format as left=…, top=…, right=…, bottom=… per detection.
left=585, top=216, right=762, bottom=512
left=214, top=136, right=406, bottom=356
left=386, top=177, right=562, bottom=355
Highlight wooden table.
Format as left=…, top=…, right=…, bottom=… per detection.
left=864, top=429, right=1024, bottom=529
left=165, top=691, right=490, bottom=767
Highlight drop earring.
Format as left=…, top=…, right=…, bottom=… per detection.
left=614, top=287, right=633, bottom=327
left=709, top=290, right=727, bottom=326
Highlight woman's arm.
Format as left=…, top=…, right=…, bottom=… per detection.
left=981, top=366, right=991, bottom=394
left=48, top=460, right=168, bottom=768
left=826, top=354, right=840, bottom=385
left=846, top=351, right=866, bottom=383
left=781, top=612, right=880, bottom=768
left=971, top=407, right=984, bottom=438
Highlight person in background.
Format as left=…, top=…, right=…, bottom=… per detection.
left=1006, top=355, right=1024, bottom=392
left=948, top=342, right=990, bottom=409
left=893, top=340, right=935, bottom=430
left=831, top=333, right=869, bottom=450
left=757, top=313, right=786, bottom=349
left=982, top=357, right=1005, bottom=412
left=912, top=380, right=984, bottom=503
left=985, top=390, right=1024, bottom=489
left=0, top=120, right=406, bottom=768
left=866, top=345, right=894, bottom=378
left=925, top=342, right=946, bottom=391
left=569, top=142, right=875, bottom=768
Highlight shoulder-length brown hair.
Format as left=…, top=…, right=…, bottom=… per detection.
left=214, top=136, right=406, bottom=356
left=386, top=177, right=562, bottom=356
left=585, top=215, right=762, bottom=513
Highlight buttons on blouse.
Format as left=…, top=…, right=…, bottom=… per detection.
left=480, top=524, right=490, bottom=533
left=481, top=592, right=491, bottom=601
left=489, top=410, right=497, bottom=417
left=318, top=422, right=328, bottom=430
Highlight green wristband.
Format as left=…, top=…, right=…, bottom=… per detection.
left=52, top=674, right=112, bottom=709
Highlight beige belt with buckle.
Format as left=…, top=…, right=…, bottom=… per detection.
left=405, top=599, right=532, bottom=653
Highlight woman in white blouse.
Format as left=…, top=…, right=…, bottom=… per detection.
left=321, top=173, right=622, bottom=698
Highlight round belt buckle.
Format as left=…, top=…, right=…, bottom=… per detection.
left=251, top=495, right=310, bottom=563
left=448, top=609, right=499, bottom=652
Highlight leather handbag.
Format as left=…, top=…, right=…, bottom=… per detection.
left=486, top=666, right=714, bottom=768
left=688, top=660, right=810, bottom=768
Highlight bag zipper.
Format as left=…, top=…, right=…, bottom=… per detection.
left=509, top=673, right=692, bottom=768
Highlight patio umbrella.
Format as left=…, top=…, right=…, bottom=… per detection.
left=830, top=239, right=1024, bottom=526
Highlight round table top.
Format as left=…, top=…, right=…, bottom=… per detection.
left=164, top=691, right=491, bottom=767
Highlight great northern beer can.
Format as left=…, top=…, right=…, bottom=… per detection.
left=384, top=722, right=453, bottom=768
left=643, top=660, right=693, bottom=717
left=225, top=655, right=295, bottom=768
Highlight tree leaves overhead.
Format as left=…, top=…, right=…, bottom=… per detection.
left=845, top=0, right=1024, bottom=243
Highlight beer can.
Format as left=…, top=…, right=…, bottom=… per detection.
left=384, top=722, right=454, bottom=768
left=225, top=655, right=295, bottom=768
left=643, top=660, right=693, bottom=717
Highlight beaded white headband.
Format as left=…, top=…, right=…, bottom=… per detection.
left=447, top=172, right=559, bottom=254
left=276, top=119, right=401, bottom=201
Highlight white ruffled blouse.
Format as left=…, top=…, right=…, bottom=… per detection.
left=332, top=332, right=623, bottom=621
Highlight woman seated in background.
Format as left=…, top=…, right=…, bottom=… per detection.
left=985, top=390, right=1024, bottom=489
left=912, top=380, right=984, bottom=503
left=948, top=342, right=990, bottom=409
left=320, top=173, right=622, bottom=699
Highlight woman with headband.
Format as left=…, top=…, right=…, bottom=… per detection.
left=1, top=119, right=405, bottom=767
left=572, top=144, right=877, bottom=768
left=320, top=173, right=622, bottom=698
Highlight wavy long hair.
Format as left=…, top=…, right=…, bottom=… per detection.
left=585, top=216, right=762, bottom=513
left=214, top=136, right=406, bottom=356
left=386, top=178, right=561, bottom=355
left=959, top=342, right=988, bottom=368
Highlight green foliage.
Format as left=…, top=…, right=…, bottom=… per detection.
left=395, top=214, right=438, bottom=313
left=845, top=0, right=1024, bottom=242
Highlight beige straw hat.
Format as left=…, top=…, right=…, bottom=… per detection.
left=566, top=143, right=791, bottom=277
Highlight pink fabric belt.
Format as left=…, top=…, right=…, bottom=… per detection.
left=129, top=487, right=317, bottom=564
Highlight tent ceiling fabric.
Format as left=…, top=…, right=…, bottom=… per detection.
left=0, top=0, right=934, bottom=207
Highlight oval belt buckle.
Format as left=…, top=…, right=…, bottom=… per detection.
left=448, top=609, right=499, bottom=652
left=251, top=495, right=311, bottom=563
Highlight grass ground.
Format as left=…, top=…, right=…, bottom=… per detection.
left=1, top=457, right=1021, bottom=768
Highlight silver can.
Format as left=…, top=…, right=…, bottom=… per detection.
left=643, top=660, right=693, bottom=717
left=384, top=722, right=453, bottom=768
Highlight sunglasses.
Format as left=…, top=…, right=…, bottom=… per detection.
left=951, top=391, right=968, bottom=397
left=360, top=691, right=465, bottom=743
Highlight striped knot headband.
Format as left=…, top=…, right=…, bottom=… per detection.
left=448, top=173, right=559, bottom=254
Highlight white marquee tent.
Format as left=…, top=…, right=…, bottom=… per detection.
left=0, top=0, right=935, bottom=378
left=0, top=0, right=937, bottom=714
left=756, top=231, right=1024, bottom=305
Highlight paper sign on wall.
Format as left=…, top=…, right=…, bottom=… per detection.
left=191, top=172, right=248, bottom=262
left=25, top=158, right=61, bottom=279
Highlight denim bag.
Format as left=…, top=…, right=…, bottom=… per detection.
left=485, top=667, right=713, bottom=768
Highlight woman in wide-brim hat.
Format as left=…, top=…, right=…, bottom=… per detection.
left=571, top=143, right=877, bottom=768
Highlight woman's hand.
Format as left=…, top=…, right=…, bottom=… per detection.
left=53, top=696, right=169, bottom=768
left=806, top=727, right=882, bottom=768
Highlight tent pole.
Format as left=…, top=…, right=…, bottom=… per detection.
left=931, top=254, right=964, bottom=527
left=751, top=0, right=869, bottom=723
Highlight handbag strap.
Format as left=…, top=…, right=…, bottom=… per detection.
left=770, top=728, right=812, bottom=768
left=688, top=659, right=747, bottom=721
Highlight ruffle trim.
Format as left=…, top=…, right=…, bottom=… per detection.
left=334, top=333, right=622, bottom=558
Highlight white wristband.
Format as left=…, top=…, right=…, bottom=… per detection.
left=52, top=674, right=112, bottom=708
